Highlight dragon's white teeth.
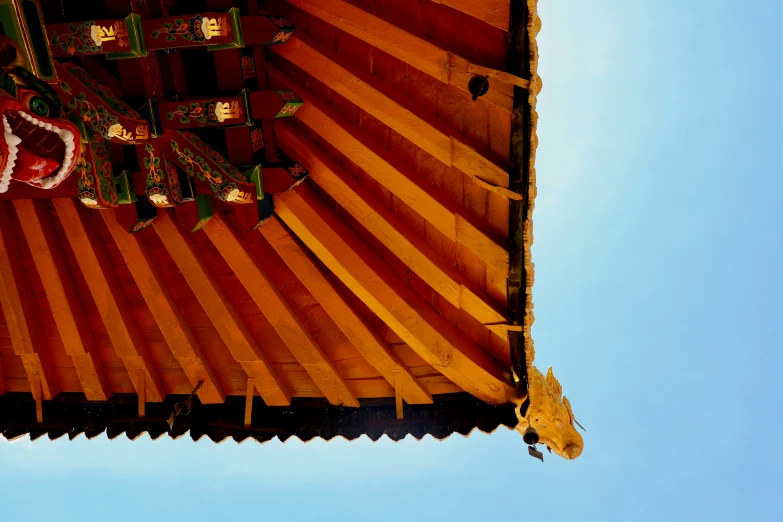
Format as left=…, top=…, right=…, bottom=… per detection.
left=44, top=123, right=53, bottom=131
left=7, top=133, right=21, bottom=147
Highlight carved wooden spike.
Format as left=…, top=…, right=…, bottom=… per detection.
left=274, top=187, right=513, bottom=405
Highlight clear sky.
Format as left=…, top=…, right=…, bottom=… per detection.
left=2, top=1, right=781, bottom=521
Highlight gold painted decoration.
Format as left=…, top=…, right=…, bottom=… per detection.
left=514, top=366, right=583, bottom=460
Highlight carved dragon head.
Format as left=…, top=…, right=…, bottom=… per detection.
left=0, top=35, right=80, bottom=193
left=515, top=366, right=583, bottom=460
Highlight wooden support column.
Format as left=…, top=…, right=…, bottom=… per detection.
left=52, top=198, right=167, bottom=402
left=275, top=187, right=513, bottom=405
left=137, top=369, right=146, bottom=418
left=244, top=378, right=253, bottom=427
left=0, top=202, right=60, bottom=400
left=101, top=210, right=226, bottom=404
left=35, top=377, right=43, bottom=423
left=0, top=357, right=6, bottom=396
left=202, top=213, right=359, bottom=408
left=284, top=0, right=521, bottom=111
left=152, top=210, right=291, bottom=406
left=395, top=375, right=404, bottom=420
left=267, top=65, right=510, bottom=305
left=14, top=200, right=112, bottom=401
left=270, top=35, right=518, bottom=199
left=275, top=120, right=506, bottom=326
left=260, top=217, right=433, bottom=404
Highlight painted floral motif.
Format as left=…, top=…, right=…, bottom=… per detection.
left=50, top=21, right=129, bottom=55
left=167, top=101, right=217, bottom=125
left=150, top=15, right=228, bottom=43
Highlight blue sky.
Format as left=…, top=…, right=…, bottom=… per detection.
left=2, top=1, right=781, bottom=520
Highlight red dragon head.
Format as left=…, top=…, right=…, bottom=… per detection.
left=0, top=35, right=80, bottom=194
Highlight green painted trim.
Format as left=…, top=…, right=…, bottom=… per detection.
left=192, top=194, right=214, bottom=232
left=106, top=14, right=147, bottom=60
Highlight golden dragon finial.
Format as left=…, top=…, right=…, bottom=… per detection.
left=513, top=365, right=583, bottom=460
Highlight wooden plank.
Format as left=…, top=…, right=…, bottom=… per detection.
left=275, top=121, right=505, bottom=326
left=152, top=210, right=291, bottom=406
left=271, top=35, right=517, bottom=197
left=268, top=64, right=510, bottom=301
left=260, top=216, right=432, bottom=404
left=284, top=0, right=520, bottom=111
left=137, top=369, right=146, bottom=418
left=202, top=212, right=359, bottom=407
left=432, top=0, right=510, bottom=31
left=244, top=378, right=253, bottom=427
left=275, top=187, right=513, bottom=405
left=101, top=210, right=225, bottom=404
left=52, top=198, right=167, bottom=402
left=13, top=200, right=112, bottom=401
left=0, top=202, right=60, bottom=400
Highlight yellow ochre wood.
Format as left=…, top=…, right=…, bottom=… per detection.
left=202, top=212, right=359, bottom=408
left=260, top=216, right=433, bottom=405
left=152, top=210, right=291, bottom=407
left=53, top=198, right=167, bottom=402
left=101, top=210, right=226, bottom=404
left=14, top=200, right=111, bottom=401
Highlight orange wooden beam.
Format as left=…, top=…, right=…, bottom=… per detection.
left=52, top=199, right=167, bottom=402
left=275, top=121, right=505, bottom=327
left=202, top=212, right=359, bottom=407
left=0, top=202, right=60, bottom=400
left=152, top=210, right=291, bottom=406
left=275, top=186, right=513, bottom=405
left=431, top=0, right=510, bottom=31
left=13, top=200, right=112, bottom=401
left=101, top=210, right=226, bottom=405
left=267, top=64, right=510, bottom=305
left=271, top=35, right=518, bottom=199
left=284, top=0, right=522, bottom=111
left=260, top=216, right=433, bottom=405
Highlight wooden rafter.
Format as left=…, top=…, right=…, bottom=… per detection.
left=52, top=199, right=166, bottom=402
left=284, top=0, right=524, bottom=111
left=268, top=64, right=510, bottom=304
left=0, top=202, right=60, bottom=400
left=431, top=0, right=510, bottom=31
left=260, top=216, right=433, bottom=405
left=13, top=200, right=111, bottom=401
left=100, top=210, right=226, bottom=405
left=151, top=210, right=291, bottom=406
left=202, top=212, right=359, bottom=407
left=275, top=120, right=505, bottom=326
left=271, top=35, right=518, bottom=199
left=275, top=186, right=513, bottom=405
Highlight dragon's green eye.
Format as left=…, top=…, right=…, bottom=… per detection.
left=30, top=97, right=49, bottom=117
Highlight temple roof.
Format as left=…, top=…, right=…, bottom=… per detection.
left=0, top=0, right=558, bottom=451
